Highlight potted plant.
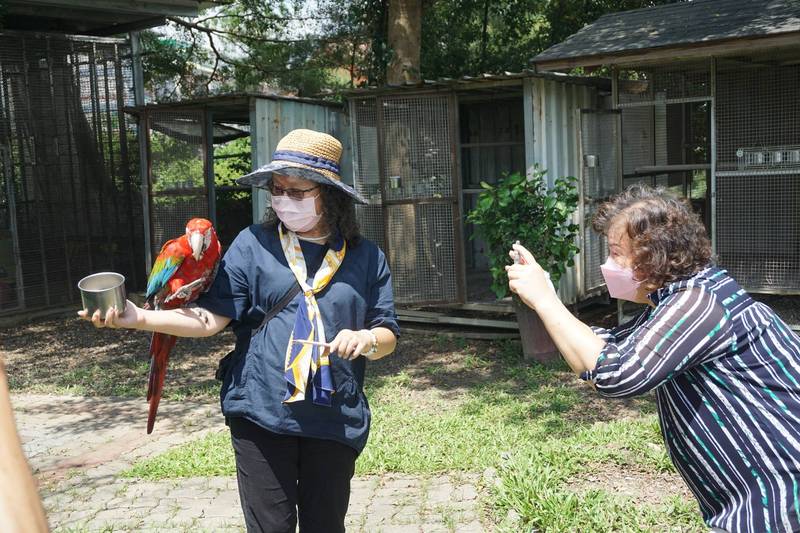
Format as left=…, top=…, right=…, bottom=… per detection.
left=466, top=167, right=580, bottom=362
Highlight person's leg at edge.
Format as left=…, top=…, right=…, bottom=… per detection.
left=296, top=436, right=358, bottom=533
left=229, top=417, right=300, bottom=533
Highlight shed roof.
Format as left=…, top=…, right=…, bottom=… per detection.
left=3, top=0, right=201, bottom=36
left=125, top=92, right=344, bottom=126
left=344, top=69, right=610, bottom=96
left=533, top=0, right=800, bottom=70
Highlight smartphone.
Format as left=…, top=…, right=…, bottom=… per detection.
left=512, top=240, right=523, bottom=264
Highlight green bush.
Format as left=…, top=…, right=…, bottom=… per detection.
left=466, top=167, right=580, bottom=298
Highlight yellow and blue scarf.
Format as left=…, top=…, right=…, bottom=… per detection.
left=280, top=223, right=346, bottom=406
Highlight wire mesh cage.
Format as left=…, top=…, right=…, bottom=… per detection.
left=385, top=202, right=458, bottom=303
left=381, top=96, right=454, bottom=202
left=349, top=94, right=460, bottom=304
left=147, top=110, right=208, bottom=258
left=579, top=110, right=618, bottom=295
left=0, top=33, right=143, bottom=314
left=349, top=97, right=386, bottom=251
left=715, top=54, right=800, bottom=292
left=615, top=54, right=799, bottom=294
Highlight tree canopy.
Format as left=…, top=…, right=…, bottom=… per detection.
left=140, top=0, right=683, bottom=99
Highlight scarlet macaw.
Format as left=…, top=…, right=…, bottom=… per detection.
left=144, top=218, right=221, bottom=433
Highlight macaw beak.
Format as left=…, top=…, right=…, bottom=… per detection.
left=189, top=232, right=204, bottom=261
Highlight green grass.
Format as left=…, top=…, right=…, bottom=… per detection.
left=120, top=339, right=704, bottom=531
left=123, top=430, right=234, bottom=479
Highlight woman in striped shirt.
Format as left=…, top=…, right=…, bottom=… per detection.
left=507, top=185, right=800, bottom=533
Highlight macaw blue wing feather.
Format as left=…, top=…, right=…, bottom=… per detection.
left=146, top=240, right=186, bottom=300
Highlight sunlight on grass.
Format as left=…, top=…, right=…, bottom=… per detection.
left=119, top=340, right=700, bottom=531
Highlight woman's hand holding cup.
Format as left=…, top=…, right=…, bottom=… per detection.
left=78, top=299, right=142, bottom=330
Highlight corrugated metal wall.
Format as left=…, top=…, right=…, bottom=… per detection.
left=250, top=97, right=351, bottom=221
left=524, top=77, right=600, bottom=304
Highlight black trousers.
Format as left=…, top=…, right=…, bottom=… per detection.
left=229, top=417, right=358, bottom=533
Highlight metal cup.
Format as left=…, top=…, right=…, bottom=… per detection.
left=78, top=272, right=127, bottom=317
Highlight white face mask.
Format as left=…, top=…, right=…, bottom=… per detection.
left=271, top=194, right=322, bottom=233
left=600, top=256, right=643, bottom=301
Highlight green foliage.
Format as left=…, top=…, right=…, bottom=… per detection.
left=466, top=167, right=579, bottom=298
left=139, top=1, right=685, bottom=98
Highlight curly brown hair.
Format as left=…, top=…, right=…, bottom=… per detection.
left=263, top=183, right=362, bottom=247
left=592, top=184, right=712, bottom=292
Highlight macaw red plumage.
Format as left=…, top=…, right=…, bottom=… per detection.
left=144, top=218, right=221, bottom=433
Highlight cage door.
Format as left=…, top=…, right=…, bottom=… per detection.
left=578, top=109, right=620, bottom=296
left=146, top=110, right=210, bottom=259
left=378, top=94, right=462, bottom=304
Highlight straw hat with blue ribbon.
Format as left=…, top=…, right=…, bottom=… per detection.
left=237, top=128, right=366, bottom=204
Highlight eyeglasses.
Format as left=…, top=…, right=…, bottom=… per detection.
left=268, top=182, right=319, bottom=200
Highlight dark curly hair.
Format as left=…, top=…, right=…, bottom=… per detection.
left=592, top=184, right=712, bottom=293
left=263, top=183, right=362, bottom=247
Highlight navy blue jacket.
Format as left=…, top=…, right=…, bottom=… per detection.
left=197, top=224, right=399, bottom=453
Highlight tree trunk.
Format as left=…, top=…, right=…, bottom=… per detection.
left=387, top=0, right=422, bottom=84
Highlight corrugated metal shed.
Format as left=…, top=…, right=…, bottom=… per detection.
left=524, top=77, right=604, bottom=304
left=126, top=93, right=352, bottom=263
left=346, top=72, right=611, bottom=306
left=249, top=96, right=352, bottom=222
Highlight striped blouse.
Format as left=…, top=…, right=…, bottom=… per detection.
left=582, top=267, right=800, bottom=532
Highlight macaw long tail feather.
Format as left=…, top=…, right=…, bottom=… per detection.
left=146, top=332, right=177, bottom=434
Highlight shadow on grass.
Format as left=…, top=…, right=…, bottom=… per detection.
left=2, top=312, right=655, bottom=441
left=1, top=311, right=231, bottom=399
left=367, top=333, right=656, bottom=440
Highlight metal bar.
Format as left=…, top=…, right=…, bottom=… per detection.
left=631, top=164, right=711, bottom=174
left=612, top=67, right=625, bottom=324
left=522, top=77, right=537, bottom=179
left=710, top=57, right=717, bottom=256
left=459, top=141, right=525, bottom=148
left=375, top=96, right=391, bottom=268
left=716, top=169, right=800, bottom=177
left=130, top=32, right=151, bottom=271
left=0, top=50, right=26, bottom=310
left=46, top=36, right=74, bottom=302
left=575, top=108, right=585, bottom=299
left=143, top=110, right=153, bottom=270
left=617, top=96, right=712, bottom=108
left=102, top=48, right=123, bottom=277
left=114, top=42, right=139, bottom=288
left=21, top=36, right=51, bottom=306
left=70, top=40, right=94, bottom=275
left=450, top=92, right=466, bottom=304
left=88, top=42, right=115, bottom=273
left=0, top=30, right=128, bottom=44
left=205, top=109, right=217, bottom=225
left=382, top=196, right=455, bottom=206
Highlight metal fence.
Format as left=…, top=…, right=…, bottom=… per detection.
left=578, top=109, right=618, bottom=295
left=0, top=33, right=143, bottom=314
left=349, top=95, right=461, bottom=304
left=615, top=55, right=800, bottom=294
left=146, top=110, right=209, bottom=259
left=715, top=55, right=800, bottom=293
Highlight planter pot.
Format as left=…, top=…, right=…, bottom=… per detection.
left=513, top=297, right=560, bottom=363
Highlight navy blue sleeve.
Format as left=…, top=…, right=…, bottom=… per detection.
left=195, top=232, right=252, bottom=323
left=365, top=246, right=400, bottom=338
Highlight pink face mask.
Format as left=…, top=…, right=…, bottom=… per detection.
left=600, top=256, right=643, bottom=301
left=271, top=194, right=321, bottom=233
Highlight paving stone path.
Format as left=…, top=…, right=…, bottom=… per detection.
left=13, top=394, right=486, bottom=532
